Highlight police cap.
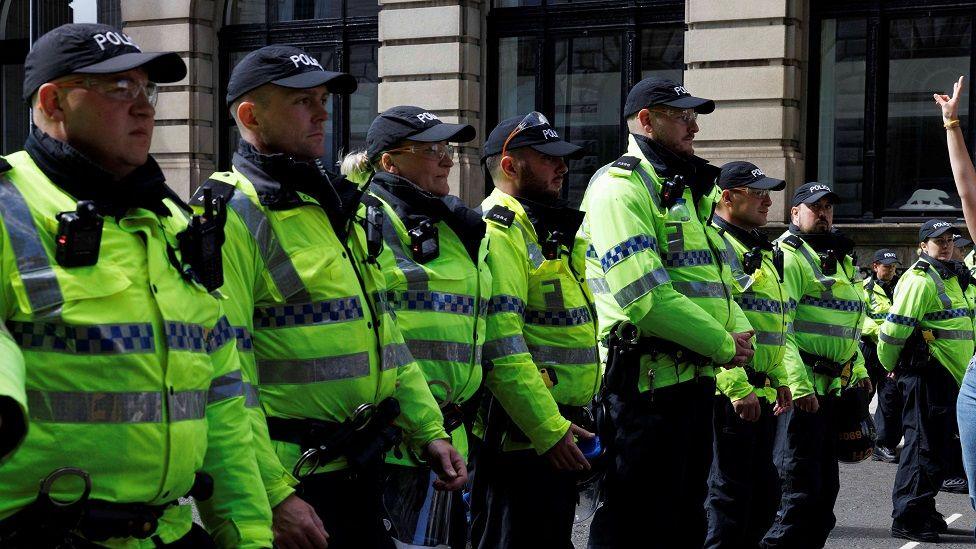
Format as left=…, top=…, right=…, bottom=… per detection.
left=481, top=114, right=583, bottom=161
left=718, top=161, right=786, bottom=191
left=23, top=23, right=186, bottom=101
left=226, top=45, right=357, bottom=105
left=623, top=77, right=715, bottom=118
left=918, top=219, right=960, bottom=241
left=872, top=249, right=901, bottom=265
left=792, top=182, right=840, bottom=207
left=955, top=235, right=973, bottom=248
left=366, top=106, right=475, bottom=162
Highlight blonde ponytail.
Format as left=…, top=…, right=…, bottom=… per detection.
left=340, top=150, right=373, bottom=185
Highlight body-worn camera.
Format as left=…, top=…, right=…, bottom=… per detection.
left=742, top=247, right=763, bottom=275
left=772, top=244, right=785, bottom=282
left=178, top=188, right=226, bottom=291
left=819, top=249, right=838, bottom=276
left=542, top=230, right=566, bottom=260
left=365, top=204, right=384, bottom=264
left=409, top=219, right=439, bottom=263
left=55, top=200, right=103, bottom=268
left=660, top=175, right=686, bottom=208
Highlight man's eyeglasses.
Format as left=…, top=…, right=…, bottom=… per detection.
left=651, top=108, right=698, bottom=125
left=387, top=143, right=456, bottom=162
left=55, top=76, right=159, bottom=107
left=732, top=188, right=770, bottom=198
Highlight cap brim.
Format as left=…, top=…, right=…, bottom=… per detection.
left=272, top=70, right=358, bottom=94
left=409, top=122, right=476, bottom=144
left=531, top=140, right=584, bottom=159
left=746, top=176, right=786, bottom=191
left=798, top=190, right=841, bottom=206
left=926, top=226, right=958, bottom=239
left=662, top=95, right=715, bottom=114
left=77, top=51, right=187, bottom=83
left=876, top=258, right=901, bottom=265
left=956, top=238, right=973, bottom=247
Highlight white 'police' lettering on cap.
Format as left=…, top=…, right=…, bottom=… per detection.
left=542, top=128, right=559, bottom=140
left=809, top=184, right=831, bottom=192
left=416, top=112, right=439, bottom=123
left=93, top=31, right=140, bottom=52
left=673, top=85, right=690, bottom=96
left=289, top=53, right=323, bottom=70
left=884, top=252, right=896, bottom=258
left=933, top=221, right=952, bottom=229
left=750, top=168, right=766, bottom=178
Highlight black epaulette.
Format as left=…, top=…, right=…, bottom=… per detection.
left=484, top=205, right=515, bottom=228
left=189, top=177, right=237, bottom=207
left=915, top=260, right=931, bottom=271
left=611, top=156, right=641, bottom=171
left=0, top=157, right=11, bottom=174
left=782, top=234, right=803, bottom=249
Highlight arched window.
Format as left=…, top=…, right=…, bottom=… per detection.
left=219, top=0, right=379, bottom=171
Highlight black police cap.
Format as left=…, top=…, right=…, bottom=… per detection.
left=919, top=219, right=959, bottom=241
left=366, top=106, right=475, bottom=162
left=481, top=115, right=583, bottom=161
left=955, top=235, right=973, bottom=248
left=792, top=182, right=840, bottom=207
left=623, top=77, right=715, bottom=118
left=872, top=249, right=900, bottom=265
left=718, top=161, right=786, bottom=191
left=226, top=45, right=357, bottom=105
left=23, top=23, right=186, bottom=101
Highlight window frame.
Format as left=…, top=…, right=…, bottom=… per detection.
left=808, top=0, right=976, bottom=222
left=217, top=0, right=378, bottom=170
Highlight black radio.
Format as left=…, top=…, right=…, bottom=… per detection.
left=660, top=175, right=686, bottom=208
left=819, top=249, right=838, bottom=276
left=742, top=247, right=762, bottom=275
left=409, top=219, right=439, bottom=263
left=55, top=200, right=103, bottom=268
left=542, top=230, right=566, bottom=260
left=178, top=188, right=226, bottom=291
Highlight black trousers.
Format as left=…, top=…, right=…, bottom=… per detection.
left=862, top=338, right=903, bottom=448
left=761, top=395, right=839, bottom=549
left=891, top=367, right=958, bottom=526
left=300, top=467, right=394, bottom=549
left=469, top=448, right=578, bottom=549
left=705, top=398, right=780, bottom=549
left=588, top=379, right=716, bottom=549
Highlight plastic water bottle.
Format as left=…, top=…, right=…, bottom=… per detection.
left=668, top=198, right=691, bottom=222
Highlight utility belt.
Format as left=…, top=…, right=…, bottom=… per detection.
left=895, top=329, right=938, bottom=372
left=743, top=367, right=769, bottom=389
left=0, top=468, right=213, bottom=546
left=603, top=322, right=715, bottom=403
left=800, top=350, right=855, bottom=385
left=267, top=397, right=403, bottom=480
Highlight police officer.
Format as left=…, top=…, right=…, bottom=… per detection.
left=762, top=183, right=871, bottom=548
left=581, top=77, right=755, bottom=548
left=878, top=220, right=976, bottom=543
left=0, top=23, right=272, bottom=547
left=706, top=161, right=793, bottom=548
left=341, top=106, right=486, bottom=549
left=0, top=348, right=25, bottom=463
left=471, top=113, right=601, bottom=548
left=861, top=249, right=902, bottom=463
left=193, top=46, right=465, bottom=549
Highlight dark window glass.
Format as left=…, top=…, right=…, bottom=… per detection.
left=348, top=43, right=378, bottom=157
left=497, top=36, right=537, bottom=121
left=640, top=26, right=684, bottom=82
left=817, top=18, right=866, bottom=218
left=273, top=0, right=339, bottom=21
left=97, top=0, right=121, bottom=27
left=227, top=0, right=266, bottom=24
left=885, top=16, right=970, bottom=213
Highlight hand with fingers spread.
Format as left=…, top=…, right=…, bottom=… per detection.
left=773, top=385, right=793, bottom=416
left=425, top=439, right=468, bottom=492
left=544, top=423, right=594, bottom=472
left=934, top=75, right=965, bottom=123
left=272, top=494, right=330, bottom=549
left=732, top=391, right=761, bottom=422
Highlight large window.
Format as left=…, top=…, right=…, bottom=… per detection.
left=488, top=0, right=685, bottom=204
left=219, top=0, right=378, bottom=170
left=810, top=1, right=976, bottom=221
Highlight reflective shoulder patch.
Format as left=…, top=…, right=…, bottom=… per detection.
left=0, top=157, right=10, bottom=174
left=190, top=177, right=237, bottom=207
left=781, top=234, right=803, bottom=250
left=484, top=205, right=515, bottom=228
left=611, top=156, right=641, bottom=171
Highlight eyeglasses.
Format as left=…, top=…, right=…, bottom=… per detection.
left=732, top=188, right=770, bottom=198
left=387, top=143, right=455, bottom=162
left=651, top=108, right=698, bottom=125
left=502, top=111, right=550, bottom=159
left=930, top=237, right=955, bottom=247
left=56, top=76, right=159, bottom=107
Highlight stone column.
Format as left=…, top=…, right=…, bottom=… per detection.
left=122, top=0, right=217, bottom=199
left=684, top=0, right=805, bottom=224
left=377, top=0, right=484, bottom=205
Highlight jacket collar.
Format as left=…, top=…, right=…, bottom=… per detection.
left=630, top=134, right=720, bottom=202
left=515, top=194, right=584, bottom=250
left=712, top=214, right=772, bottom=251
left=920, top=252, right=957, bottom=280
left=25, top=127, right=184, bottom=218
left=788, top=224, right=855, bottom=257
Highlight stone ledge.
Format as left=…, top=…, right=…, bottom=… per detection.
left=684, top=65, right=799, bottom=101
left=685, top=25, right=794, bottom=64
left=687, top=0, right=799, bottom=24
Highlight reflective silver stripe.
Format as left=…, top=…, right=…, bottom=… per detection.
left=243, top=381, right=260, bottom=408
left=633, top=167, right=662, bottom=209
left=793, top=241, right=835, bottom=295
left=793, top=319, right=859, bottom=339
left=169, top=390, right=208, bottom=421
left=719, top=234, right=753, bottom=290
left=528, top=344, right=599, bottom=365
left=7, top=321, right=155, bottom=354
left=923, top=266, right=953, bottom=309
left=208, top=370, right=244, bottom=404
left=227, top=192, right=310, bottom=302
left=254, top=297, right=364, bottom=329
left=0, top=178, right=64, bottom=315
left=587, top=277, right=610, bottom=295
left=613, top=268, right=670, bottom=307
left=379, top=200, right=429, bottom=291
left=383, top=342, right=414, bottom=371
left=512, top=221, right=545, bottom=268
left=931, top=328, right=974, bottom=340
left=755, top=331, right=785, bottom=346
left=406, top=339, right=480, bottom=364
left=28, top=390, right=162, bottom=423
left=879, top=332, right=907, bottom=346
left=672, top=280, right=726, bottom=299
left=258, top=352, right=370, bottom=384
left=483, top=335, right=530, bottom=361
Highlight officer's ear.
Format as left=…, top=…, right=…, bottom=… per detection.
left=637, top=108, right=655, bottom=137
left=500, top=154, right=519, bottom=179
left=721, top=189, right=734, bottom=206
left=379, top=152, right=398, bottom=175
left=236, top=100, right=260, bottom=132
left=36, top=82, right=66, bottom=123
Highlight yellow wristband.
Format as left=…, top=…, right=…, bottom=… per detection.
left=945, top=118, right=961, bottom=130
